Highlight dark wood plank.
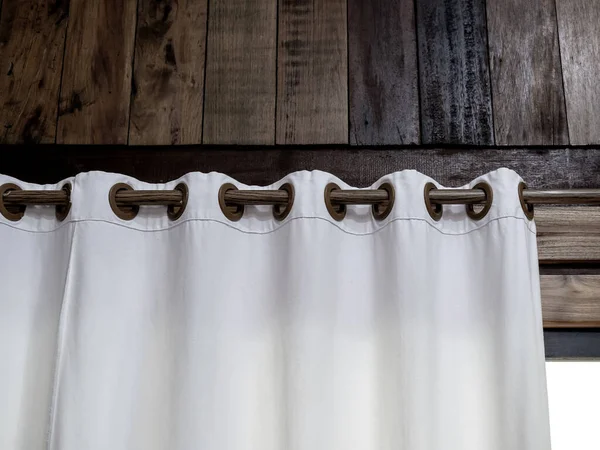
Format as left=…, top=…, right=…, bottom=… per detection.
left=202, top=0, right=276, bottom=144
left=0, top=0, right=68, bottom=143
left=56, top=0, right=137, bottom=144
left=544, top=329, right=600, bottom=359
left=348, top=0, right=419, bottom=145
left=2, top=146, right=600, bottom=189
left=542, top=275, right=600, bottom=327
left=277, top=0, right=348, bottom=144
left=556, top=0, right=600, bottom=144
left=486, top=0, right=568, bottom=145
left=541, top=264, right=600, bottom=276
left=129, top=0, right=207, bottom=145
left=416, top=0, right=494, bottom=145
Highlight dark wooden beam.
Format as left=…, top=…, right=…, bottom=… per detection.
left=1, top=146, right=598, bottom=188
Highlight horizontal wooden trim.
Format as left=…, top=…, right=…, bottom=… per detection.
left=2, top=145, right=600, bottom=188
left=544, top=329, right=600, bottom=359
left=542, top=275, right=600, bottom=327
left=537, top=207, right=600, bottom=263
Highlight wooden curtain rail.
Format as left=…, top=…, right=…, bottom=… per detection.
left=3, top=188, right=600, bottom=207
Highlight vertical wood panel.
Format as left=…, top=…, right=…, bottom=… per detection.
left=0, top=0, right=68, bottom=143
left=129, top=0, right=207, bottom=145
left=487, top=0, right=568, bottom=145
left=416, top=0, right=494, bottom=145
left=203, top=0, right=276, bottom=145
left=57, top=0, right=137, bottom=144
left=277, top=0, right=348, bottom=144
left=556, top=0, right=600, bottom=144
left=348, top=0, right=419, bottom=145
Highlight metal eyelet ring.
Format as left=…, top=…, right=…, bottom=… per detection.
left=466, top=181, right=493, bottom=220
left=518, top=181, right=534, bottom=220
left=324, top=182, right=346, bottom=221
left=372, top=182, right=395, bottom=220
left=0, top=183, right=26, bottom=221
left=109, top=183, right=139, bottom=220
left=424, top=182, right=442, bottom=221
left=219, top=183, right=244, bottom=221
left=56, top=183, right=72, bottom=221
left=167, top=183, right=188, bottom=221
left=273, top=183, right=294, bottom=221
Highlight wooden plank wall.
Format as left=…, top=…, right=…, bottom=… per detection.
left=130, top=0, right=208, bottom=145
left=2, top=0, right=600, bottom=145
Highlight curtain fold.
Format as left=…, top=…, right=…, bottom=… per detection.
left=0, top=168, right=550, bottom=450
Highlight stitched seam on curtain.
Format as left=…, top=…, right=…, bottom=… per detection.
left=45, top=223, right=78, bottom=450
left=0, top=214, right=537, bottom=237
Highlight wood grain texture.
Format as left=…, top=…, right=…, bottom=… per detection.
left=537, top=207, right=600, bottom=263
left=129, top=0, right=207, bottom=145
left=348, top=0, right=419, bottom=145
left=56, top=0, right=137, bottom=144
left=486, top=0, right=568, bottom=145
left=3, top=146, right=600, bottom=188
left=416, top=0, right=493, bottom=145
left=542, top=275, right=600, bottom=327
left=202, top=0, right=276, bottom=144
left=556, top=0, right=600, bottom=144
left=277, top=0, right=348, bottom=144
left=0, top=0, right=68, bottom=143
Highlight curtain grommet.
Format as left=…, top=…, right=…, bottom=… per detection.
left=56, top=183, right=72, bottom=221
left=518, top=181, right=534, bottom=220
left=372, top=182, right=395, bottom=221
left=219, top=183, right=244, bottom=221
left=324, top=182, right=346, bottom=221
left=466, top=181, right=493, bottom=220
left=424, top=182, right=442, bottom=221
left=273, top=182, right=294, bottom=221
left=167, top=183, right=188, bottom=221
left=109, top=183, right=139, bottom=220
left=0, top=183, right=25, bottom=221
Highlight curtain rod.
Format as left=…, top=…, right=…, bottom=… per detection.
left=2, top=187, right=600, bottom=207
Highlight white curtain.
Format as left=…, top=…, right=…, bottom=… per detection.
left=0, top=168, right=550, bottom=450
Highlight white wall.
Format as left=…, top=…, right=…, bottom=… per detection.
left=546, top=362, right=600, bottom=450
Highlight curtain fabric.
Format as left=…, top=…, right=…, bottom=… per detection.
left=0, top=169, right=550, bottom=450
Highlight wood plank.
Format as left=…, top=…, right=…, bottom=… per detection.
left=277, top=0, right=348, bottom=144
left=542, top=275, right=600, bottom=327
left=202, top=0, right=276, bottom=144
left=537, top=207, right=600, bottom=263
left=56, top=0, right=137, bottom=144
left=556, top=0, right=600, bottom=144
left=544, top=329, right=600, bottom=359
left=486, top=0, right=568, bottom=145
left=416, top=0, right=494, bottom=145
left=348, top=0, right=419, bottom=145
left=129, top=0, right=207, bottom=145
left=0, top=0, right=68, bottom=143
left=2, top=147, right=599, bottom=189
